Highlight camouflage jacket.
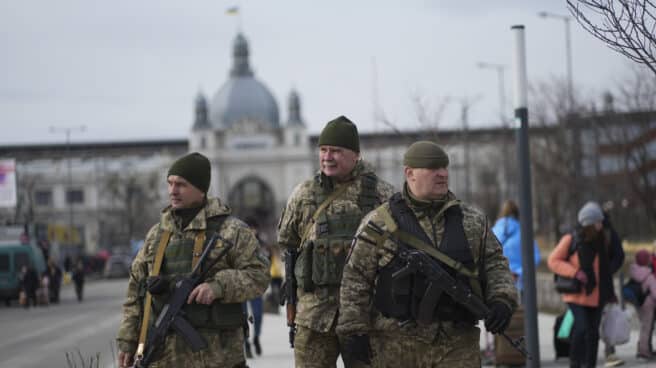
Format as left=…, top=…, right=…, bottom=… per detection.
left=277, top=160, right=395, bottom=332
left=336, top=187, right=517, bottom=343
left=116, top=197, right=270, bottom=363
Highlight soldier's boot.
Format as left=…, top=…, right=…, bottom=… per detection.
left=253, top=336, right=262, bottom=356
left=244, top=341, right=253, bottom=359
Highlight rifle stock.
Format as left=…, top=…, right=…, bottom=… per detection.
left=283, top=248, right=298, bottom=348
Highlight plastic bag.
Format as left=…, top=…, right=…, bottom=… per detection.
left=600, top=303, right=631, bottom=346
left=557, top=308, right=574, bottom=339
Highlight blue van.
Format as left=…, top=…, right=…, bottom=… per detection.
left=0, top=240, right=47, bottom=306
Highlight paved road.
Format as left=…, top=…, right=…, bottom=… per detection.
left=0, top=278, right=124, bottom=368
left=1, top=279, right=653, bottom=367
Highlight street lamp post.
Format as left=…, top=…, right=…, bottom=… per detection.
left=539, top=11, right=574, bottom=111
left=477, top=61, right=512, bottom=198
left=476, top=62, right=507, bottom=125
left=512, top=24, right=540, bottom=366
left=50, top=126, right=85, bottom=246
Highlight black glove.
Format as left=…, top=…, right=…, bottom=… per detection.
left=343, top=334, right=372, bottom=365
left=485, top=302, right=512, bottom=334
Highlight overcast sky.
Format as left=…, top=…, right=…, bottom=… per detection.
left=0, top=0, right=629, bottom=145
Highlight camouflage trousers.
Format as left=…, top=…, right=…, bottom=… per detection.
left=294, top=325, right=354, bottom=368
left=149, top=328, right=247, bottom=368
left=369, top=325, right=481, bottom=368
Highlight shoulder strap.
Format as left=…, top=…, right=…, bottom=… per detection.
left=373, top=194, right=477, bottom=278
left=192, top=214, right=229, bottom=269
left=358, top=173, right=379, bottom=214
left=136, top=229, right=171, bottom=359
left=300, top=185, right=349, bottom=245
left=567, top=232, right=578, bottom=257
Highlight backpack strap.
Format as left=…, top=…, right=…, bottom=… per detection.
left=567, top=232, right=578, bottom=258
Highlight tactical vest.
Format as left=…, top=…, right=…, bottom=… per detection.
left=149, top=214, right=245, bottom=331
left=373, top=193, right=484, bottom=325
left=295, top=173, right=379, bottom=290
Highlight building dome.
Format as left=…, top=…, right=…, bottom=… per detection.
left=209, top=33, right=280, bottom=129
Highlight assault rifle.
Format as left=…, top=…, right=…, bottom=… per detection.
left=133, top=232, right=235, bottom=368
left=280, top=248, right=298, bottom=348
left=367, top=222, right=531, bottom=360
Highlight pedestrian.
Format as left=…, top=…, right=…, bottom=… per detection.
left=278, top=116, right=395, bottom=368
left=20, top=264, right=39, bottom=309
left=483, top=199, right=540, bottom=364
left=64, top=255, right=72, bottom=273
left=629, top=249, right=656, bottom=360
left=72, top=258, right=85, bottom=302
left=601, top=208, right=626, bottom=367
left=492, top=199, right=541, bottom=298
left=243, top=216, right=267, bottom=359
left=268, top=245, right=283, bottom=307
left=38, top=272, right=49, bottom=306
left=45, top=258, right=63, bottom=303
left=548, top=201, right=619, bottom=368
left=116, top=152, right=271, bottom=368
left=336, top=141, right=518, bottom=367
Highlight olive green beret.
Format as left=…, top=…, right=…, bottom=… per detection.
left=317, top=115, right=360, bottom=152
left=403, top=141, right=449, bottom=168
left=167, top=152, right=211, bottom=193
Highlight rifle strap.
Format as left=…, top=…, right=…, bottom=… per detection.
left=192, top=233, right=206, bottom=269
left=299, top=184, right=349, bottom=247
left=136, top=230, right=171, bottom=358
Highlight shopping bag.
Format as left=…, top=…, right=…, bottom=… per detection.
left=600, top=303, right=631, bottom=346
left=557, top=308, right=574, bottom=339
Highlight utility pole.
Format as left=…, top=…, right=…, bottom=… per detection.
left=477, top=61, right=513, bottom=199
left=50, top=126, right=85, bottom=247
left=459, top=96, right=481, bottom=203
left=538, top=11, right=574, bottom=111
left=461, top=103, right=471, bottom=203
left=512, top=25, right=540, bottom=366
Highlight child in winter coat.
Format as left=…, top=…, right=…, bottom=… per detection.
left=629, top=249, right=656, bottom=359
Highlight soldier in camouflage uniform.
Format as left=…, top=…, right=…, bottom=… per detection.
left=278, top=116, right=395, bottom=368
left=337, top=141, right=518, bottom=368
left=117, top=152, right=270, bottom=368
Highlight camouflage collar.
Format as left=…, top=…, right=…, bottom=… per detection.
left=160, top=197, right=231, bottom=232
left=316, top=159, right=374, bottom=188
left=402, top=182, right=458, bottom=219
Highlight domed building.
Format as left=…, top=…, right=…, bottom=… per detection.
left=190, top=32, right=312, bottom=231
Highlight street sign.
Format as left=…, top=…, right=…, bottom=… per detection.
left=0, top=159, right=17, bottom=208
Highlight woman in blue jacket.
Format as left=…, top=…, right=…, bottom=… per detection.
left=481, top=200, right=540, bottom=364
left=492, top=200, right=541, bottom=298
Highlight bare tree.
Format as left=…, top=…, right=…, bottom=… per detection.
left=410, top=91, right=451, bottom=135
left=13, top=173, right=40, bottom=226
left=102, top=171, right=161, bottom=246
left=593, top=65, right=656, bottom=237
left=528, top=78, right=595, bottom=240
left=372, top=87, right=451, bottom=137
left=568, top=0, right=656, bottom=75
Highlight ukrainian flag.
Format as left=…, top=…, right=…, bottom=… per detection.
left=226, top=6, right=239, bottom=15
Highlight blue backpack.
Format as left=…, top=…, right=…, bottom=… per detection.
left=622, top=278, right=647, bottom=306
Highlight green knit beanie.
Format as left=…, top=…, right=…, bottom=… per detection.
left=167, top=152, right=211, bottom=193
left=318, top=115, right=360, bottom=152
left=403, top=141, right=449, bottom=168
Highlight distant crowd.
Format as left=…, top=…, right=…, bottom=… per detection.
left=18, top=251, right=86, bottom=308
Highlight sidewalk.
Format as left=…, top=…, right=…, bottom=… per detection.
left=245, top=311, right=652, bottom=367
